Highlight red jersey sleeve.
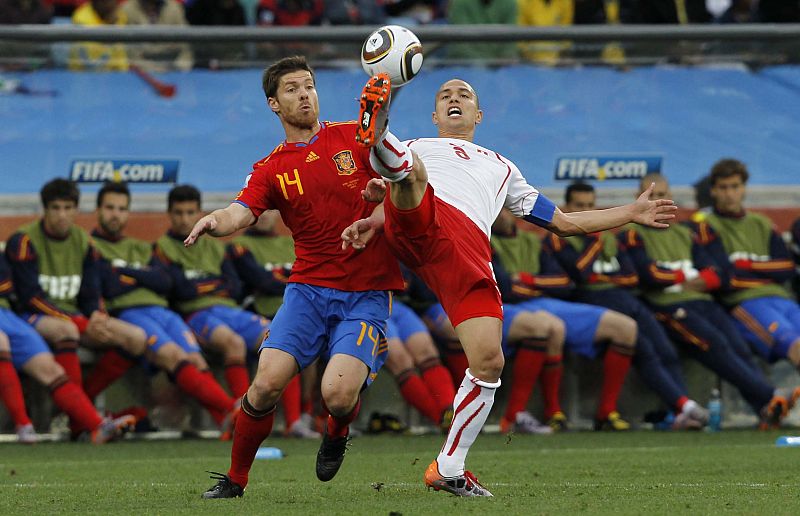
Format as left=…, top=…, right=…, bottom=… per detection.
left=234, top=164, right=272, bottom=219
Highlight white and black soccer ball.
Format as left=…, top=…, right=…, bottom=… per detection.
left=360, top=25, right=424, bottom=88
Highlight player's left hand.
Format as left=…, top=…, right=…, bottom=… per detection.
left=632, top=183, right=678, bottom=228
left=341, top=218, right=377, bottom=251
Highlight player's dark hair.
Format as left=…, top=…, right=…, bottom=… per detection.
left=168, top=184, right=201, bottom=211
left=96, top=181, right=130, bottom=208
left=565, top=181, right=595, bottom=203
left=262, top=56, right=315, bottom=100
left=40, top=178, right=79, bottom=208
left=709, top=158, right=749, bottom=186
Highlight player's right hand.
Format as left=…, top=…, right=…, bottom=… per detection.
left=184, top=215, right=217, bottom=247
left=362, top=178, right=387, bottom=203
left=341, top=218, right=376, bottom=251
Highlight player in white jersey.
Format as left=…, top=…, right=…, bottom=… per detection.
left=343, top=74, right=677, bottom=497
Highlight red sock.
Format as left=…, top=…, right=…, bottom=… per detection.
left=174, top=361, right=234, bottom=424
left=200, top=370, right=227, bottom=423
left=83, top=348, right=137, bottom=400
left=281, top=375, right=301, bottom=429
left=227, top=397, right=275, bottom=488
left=53, top=339, right=82, bottom=386
left=503, top=342, right=547, bottom=421
left=396, top=370, right=441, bottom=424
left=325, top=397, right=361, bottom=438
left=0, top=357, right=32, bottom=427
left=541, top=355, right=563, bottom=419
left=597, top=348, right=633, bottom=419
left=224, top=362, right=250, bottom=399
left=443, top=349, right=469, bottom=389
left=419, top=359, right=456, bottom=414
left=49, top=377, right=103, bottom=433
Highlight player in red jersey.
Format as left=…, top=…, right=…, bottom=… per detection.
left=186, top=56, right=404, bottom=499
left=343, top=75, right=678, bottom=497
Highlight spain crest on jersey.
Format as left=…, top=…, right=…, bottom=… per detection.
left=332, top=150, right=357, bottom=176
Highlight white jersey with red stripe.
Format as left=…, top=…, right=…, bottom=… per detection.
left=405, top=137, right=541, bottom=238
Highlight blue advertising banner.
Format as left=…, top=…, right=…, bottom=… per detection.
left=69, top=159, right=179, bottom=184
left=554, top=155, right=662, bottom=181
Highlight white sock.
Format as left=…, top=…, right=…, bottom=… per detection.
left=369, top=130, right=412, bottom=183
left=436, top=368, right=500, bottom=478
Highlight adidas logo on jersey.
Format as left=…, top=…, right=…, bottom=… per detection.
left=306, top=151, right=319, bottom=163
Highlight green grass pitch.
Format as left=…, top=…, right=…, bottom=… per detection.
left=1, top=430, right=798, bottom=514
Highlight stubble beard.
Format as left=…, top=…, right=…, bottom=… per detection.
left=284, top=110, right=317, bottom=131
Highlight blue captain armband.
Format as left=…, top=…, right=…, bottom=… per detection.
left=523, top=194, right=556, bottom=228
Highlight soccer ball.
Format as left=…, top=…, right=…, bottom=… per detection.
left=361, top=25, right=424, bottom=88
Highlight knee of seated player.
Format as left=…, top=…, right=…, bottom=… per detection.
left=406, top=333, right=439, bottom=364
left=600, top=311, right=638, bottom=349
left=37, top=316, right=80, bottom=343
left=0, top=331, right=9, bottom=351
left=112, top=320, right=147, bottom=355
left=150, top=342, right=186, bottom=372
left=219, top=333, right=247, bottom=362
left=187, top=352, right=209, bottom=370
left=22, top=353, right=64, bottom=386
left=540, top=312, right=566, bottom=350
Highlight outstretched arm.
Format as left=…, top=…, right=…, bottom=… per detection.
left=542, top=183, right=677, bottom=237
left=184, top=202, right=255, bottom=247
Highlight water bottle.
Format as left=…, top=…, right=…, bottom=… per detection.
left=255, top=447, right=284, bottom=460
left=707, top=388, right=722, bottom=432
left=776, top=436, right=800, bottom=447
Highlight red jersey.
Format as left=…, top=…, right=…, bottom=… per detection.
left=234, top=121, right=403, bottom=292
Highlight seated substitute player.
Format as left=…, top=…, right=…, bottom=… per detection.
left=4, top=179, right=148, bottom=412
left=492, top=207, right=637, bottom=432
left=0, top=253, right=135, bottom=444
left=698, top=159, right=800, bottom=383
left=186, top=56, right=404, bottom=499
left=342, top=75, right=678, bottom=497
left=229, top=209, right=320, bottom=439
left=155, top=184, right=269, bottom=402
left=626, top=173, right=797, bottom=428
left=545, top=182, right=708, bottom=431
left=92, top=181, right=241, bottom=431
left=383, top=295, right=456, bottom=431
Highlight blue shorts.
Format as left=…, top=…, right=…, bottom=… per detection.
left=732, top=296, right=800, bottom=362
left=187, top=305, right=270, bottom=352
left=117, top=306, right=201, bottom=355
left=0, top=308, right=51, bottom=369
left=261, top=283, right=391, bottom=386
left=386, top=301, right=428, bottom=343
left=502, top=298, right=606, bottom=359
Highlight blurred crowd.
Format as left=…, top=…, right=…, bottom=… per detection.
left=2, top=0, right=799, bottom=30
